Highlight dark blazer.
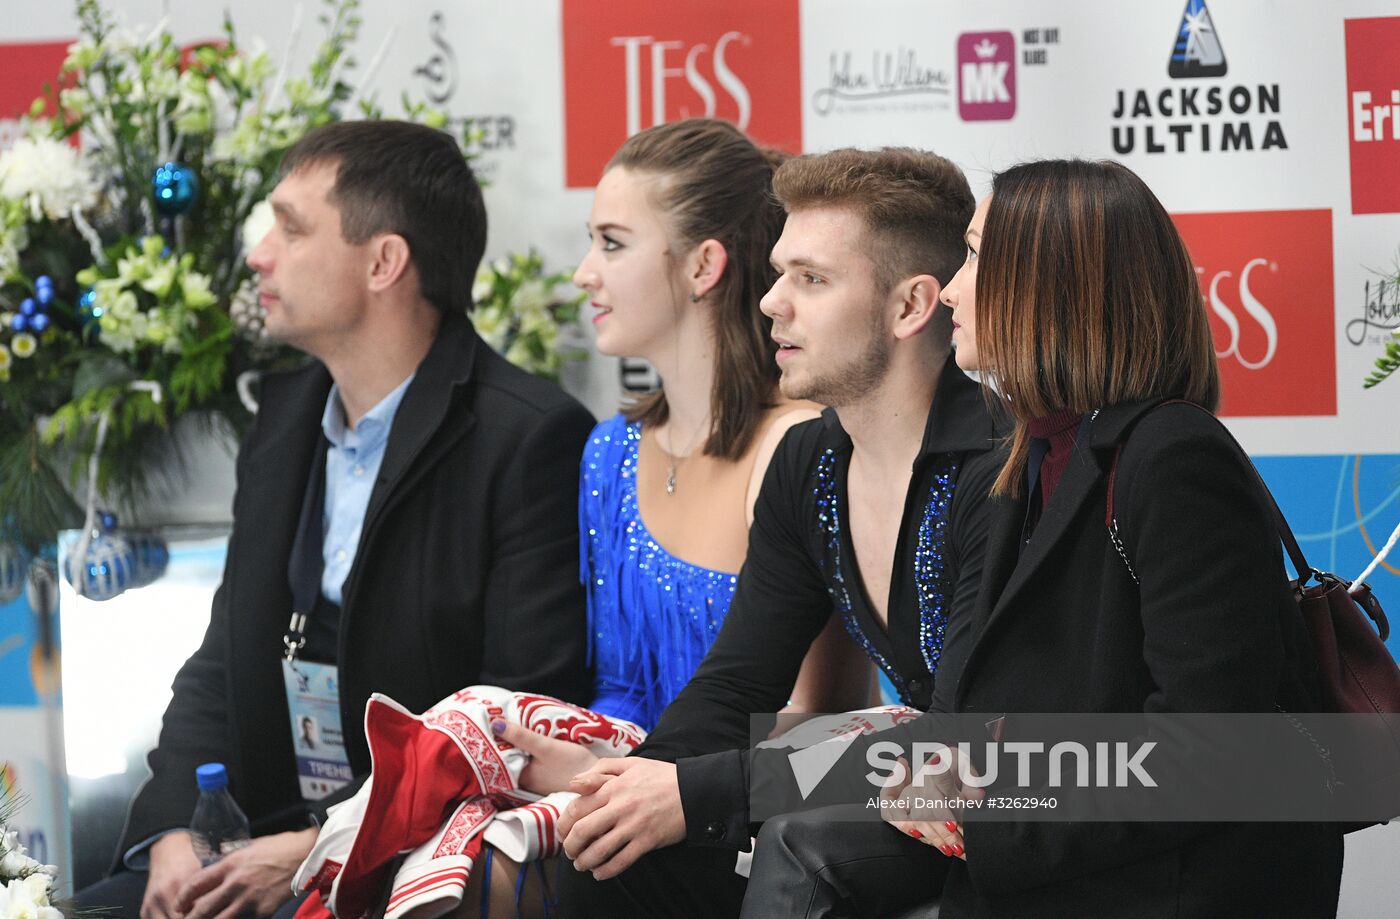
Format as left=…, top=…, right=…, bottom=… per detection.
left=116, top=316, right=594, bottom=861
left=939, top=400, right=1343, bottom=919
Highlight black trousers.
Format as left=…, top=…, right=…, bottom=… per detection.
left=555, top=808, right=948, bottom=919
left=739, top=807, right=949, bottom=919
left=555, top=843, right=748, bottom=919
left=73, top=869, right=308, bottom=919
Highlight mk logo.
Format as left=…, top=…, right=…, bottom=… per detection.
left=956, top=31, right=1016, bottom=121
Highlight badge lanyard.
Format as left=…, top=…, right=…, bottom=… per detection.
left=281, top=443, right=354, bottom=801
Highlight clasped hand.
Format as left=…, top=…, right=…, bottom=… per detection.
left=878, top=747, right=984, bottom=861
left=555, top=758, right=687, bottom=880
left=491, top=719, right=686, bottom=880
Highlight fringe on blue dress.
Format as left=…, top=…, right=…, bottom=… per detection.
left=579, top=415, right=739, bottom=731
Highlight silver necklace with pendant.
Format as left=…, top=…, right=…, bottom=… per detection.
left=658, top=417, right=710, bottom=496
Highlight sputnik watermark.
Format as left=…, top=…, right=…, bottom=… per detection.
left=749, top=711, right=1400, bottom=823
left=866, top=740, right=1158, bottom=789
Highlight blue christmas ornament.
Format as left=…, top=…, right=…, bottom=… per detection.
left=10, top=314, right=28, bottom=332
left=129, top=531, right=170, bottom=587
left=35, top=276, right=53, bottom=305
left=152, top=161, right=198, bottom=217
left=35, top=275, right=52, bottom=291
left=30, top=313, right=50, bottom=333
left=32, top=540, right=58, bottom=567
left=0, top=540, right=27, bottom=606
left=78, top=287, right=103, bottom=330
left=19, top=297, right=36, bottom=316
left=64, top=516, right=137, bottom=602
left=99, top=510, right=118, bottom=530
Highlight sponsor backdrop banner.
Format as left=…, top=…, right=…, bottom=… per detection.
left=561, top=0, right=802, bottom=188
left=0, top=589, right=70, bottom=895
left=1, top=0, right=1397, bottom=896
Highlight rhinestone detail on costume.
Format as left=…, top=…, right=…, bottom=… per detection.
left=581, top=416, right=738, bottom=731
left=913, top=456, right=959, bottom=677
left=814, top=448, right=905, bottom=698
left=813, top=448, right=961, bottom=703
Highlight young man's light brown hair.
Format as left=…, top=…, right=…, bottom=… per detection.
left=978, top=158, right=1221, bottom=496
left=771, top=147, right=975, bottom=311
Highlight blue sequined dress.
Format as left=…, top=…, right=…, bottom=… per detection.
left=579, top=414, right=739, bottom=730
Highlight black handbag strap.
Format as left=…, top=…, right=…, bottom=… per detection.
left=1105, top=399, right=1318, bottom=587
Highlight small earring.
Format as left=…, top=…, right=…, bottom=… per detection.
left=688, top=292, right=700, bottom=303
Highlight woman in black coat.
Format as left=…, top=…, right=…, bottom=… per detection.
left=897, top=159, right=1345, bottom=917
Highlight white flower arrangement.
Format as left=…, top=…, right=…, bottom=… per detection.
left=0, top=0, right=567, bottom=564
left=77, top=235, right=216, bottom=356
left=241, top=200, right=274, bottom=251
left=0, top=138, right=99, bottom=224
left=0, top=0, right=460, bottom=558
left=0, top=827, right=61, bottom=919
left=471, top=251, right=585, bottom=382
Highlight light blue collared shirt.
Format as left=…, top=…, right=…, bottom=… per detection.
left=121, top=374, right=416, bottom=868
left=318, top=374, right=415, bottom=605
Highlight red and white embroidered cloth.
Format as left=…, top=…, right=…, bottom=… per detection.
left=291, top=686, right=645, bottom=919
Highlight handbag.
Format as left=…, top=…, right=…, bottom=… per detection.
left=1104, top=401, right=1400, bottom=827
left=1103, top=399, right=1400, bottom=718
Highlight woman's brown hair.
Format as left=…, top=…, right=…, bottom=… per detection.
left=608, top=118, right=787, bottom=460
left=977, top=159, right=1220, bottom=496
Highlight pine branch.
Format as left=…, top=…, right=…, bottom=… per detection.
left=1363, top=336, right=1400, bottom=389
left=0, top=782, right=22, bottom=828
left=0, top=423, right=82, bottom=554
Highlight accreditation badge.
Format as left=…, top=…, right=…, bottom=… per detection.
left=281, top=658, right=353, bottom=800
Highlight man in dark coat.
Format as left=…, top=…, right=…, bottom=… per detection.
left=75, top=121, right=593, bottom=919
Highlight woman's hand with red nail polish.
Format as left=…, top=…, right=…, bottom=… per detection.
left=878, top=752, right=973, bottom=859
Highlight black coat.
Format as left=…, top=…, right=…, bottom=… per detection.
left=938, top=400, right=1343, bottom=918
left=116, top=316, right=594, bottom=861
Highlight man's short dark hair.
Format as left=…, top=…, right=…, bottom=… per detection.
left=280, top=120, right=486, bottom=316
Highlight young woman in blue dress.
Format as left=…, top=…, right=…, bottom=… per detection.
left=570, top=118, right=872, bottom=733
left=458, top=120, right=871, bottom=917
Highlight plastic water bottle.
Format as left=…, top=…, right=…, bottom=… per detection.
left=189, top=763, right=251, bottom=866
